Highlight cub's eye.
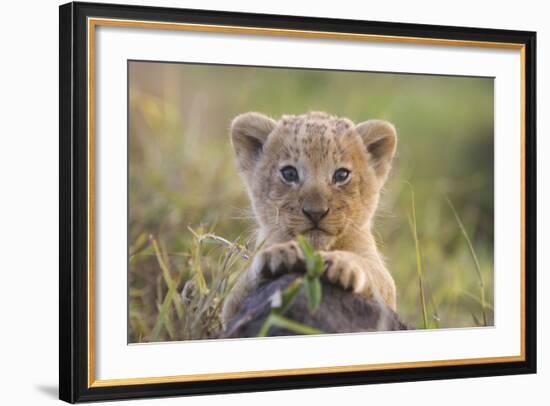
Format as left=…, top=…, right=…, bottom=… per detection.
left=333, top=168, right=351, bottom=184
left=280, top=166, right=299, bottom=184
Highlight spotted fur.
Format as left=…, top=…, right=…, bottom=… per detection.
left=222, top=111, right=398, bottom=326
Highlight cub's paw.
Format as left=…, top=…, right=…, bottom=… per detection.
left=322, top=252, right=368, bottom=294
left=252, top=241, right=305, bottom=280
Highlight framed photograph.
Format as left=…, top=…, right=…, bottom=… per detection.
left=59, top=1, right=536, bottom=403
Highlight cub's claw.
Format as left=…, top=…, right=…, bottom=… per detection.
left=253, top=240, right=305, bottom=279
left=323, top=252, right=368, bottom=294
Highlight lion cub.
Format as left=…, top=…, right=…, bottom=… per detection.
left=222, top=111, right=397, bottom=325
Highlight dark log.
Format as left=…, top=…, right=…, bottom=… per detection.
left=222, top=273, right=409, bottom=338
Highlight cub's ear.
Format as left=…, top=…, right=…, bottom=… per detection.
left=355, top=119, right=397, bottom=182
left=230, top=112, right=276, bottom=174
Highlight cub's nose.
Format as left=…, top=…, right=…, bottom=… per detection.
left=302, top=207, right=329, bottom=225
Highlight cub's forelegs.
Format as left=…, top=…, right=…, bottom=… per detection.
left=221, top=242, right=396, bottom=326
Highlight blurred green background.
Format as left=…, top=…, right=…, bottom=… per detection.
left=128, top=61, right=494, bottom=343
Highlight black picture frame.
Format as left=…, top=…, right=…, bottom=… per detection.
left=59, top=1, right=537, bottom=403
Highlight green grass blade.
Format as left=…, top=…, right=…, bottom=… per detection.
left=280, top=278, right=305, bottom=315
left=407, top=184, right=429, bottom=329
left=447, top=197, right=488, bottom=326
left=304, top=277, right=322, bottom=313
left=188, top=229, right=208, bottom=293
left=257, top=314, right=325, bottom=337
left=151, top=271, right=184, bottom=340
left=269, top=314, right=324, bottom=335
left=150, top=236, right=184, bottom=319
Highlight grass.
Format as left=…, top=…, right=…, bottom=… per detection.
left=257, top=236, right=326, bottom=336
left=407, top=184, right=429, bottom=329
left=128, top=61, right=494, bottom=342
left=447, top=198, right=488, bottom=326
left=258, top=314, right=325, bottom=337
left=129, top=192, right=492, bottom=342
left=131, top=228, right=251, bottom=342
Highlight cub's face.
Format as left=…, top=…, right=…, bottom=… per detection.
left=231, top=112, right=397, bottom=250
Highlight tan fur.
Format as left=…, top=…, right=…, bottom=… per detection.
left=222, top=111, right=397, bottom=326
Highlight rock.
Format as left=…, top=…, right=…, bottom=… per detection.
left=222, top=273, right=408, bottom=338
